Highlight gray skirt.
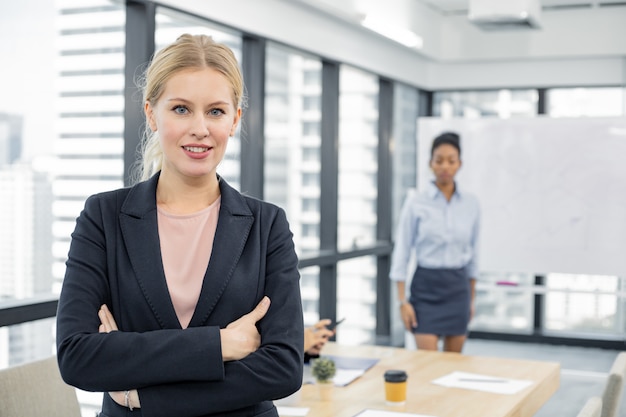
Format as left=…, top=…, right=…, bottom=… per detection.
left=409, top=266, right=470, bottom=336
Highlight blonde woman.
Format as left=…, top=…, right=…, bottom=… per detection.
left=56, top=34, right=303, bottom=417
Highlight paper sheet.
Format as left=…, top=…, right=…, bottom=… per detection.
left=276, top=406, right=309, bottom=416
left=431, top=371, right=534, bottom=395
left=353, top=409, right=438, bottom=417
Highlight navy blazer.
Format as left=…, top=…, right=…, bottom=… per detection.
left=56, top=173, right=304, bottom=417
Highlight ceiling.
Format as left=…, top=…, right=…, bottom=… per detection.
left=298, top=0, right=626, bottom=20
left=418, top=0, right=626, bottom=14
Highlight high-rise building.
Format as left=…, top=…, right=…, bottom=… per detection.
left=52, top=0, right=126, bottom=288
left=0, top=163, right=54, bottom=366
left=0, top=114, right=23, bottom=168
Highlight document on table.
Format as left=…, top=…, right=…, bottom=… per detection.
left=353, top=410, right=438, bottom=417
left=276, top=406, right=309, bottom=416
left=431, top=371, right=533, bottom=394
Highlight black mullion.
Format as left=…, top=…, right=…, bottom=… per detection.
left=123, top=1, right=156, bottom=186
left=318, top=60, right=340, bottom=324
left=376, top=78, right=394, bottom=340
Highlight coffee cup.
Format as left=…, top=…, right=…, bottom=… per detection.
left=384, top=369, right=408, bottom=406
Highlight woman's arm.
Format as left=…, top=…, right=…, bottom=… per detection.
left=101, top=297, right=272, bottom=410
left=397, top=281, right=417, bottom=331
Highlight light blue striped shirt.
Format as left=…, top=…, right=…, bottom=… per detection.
left=389, top=181, right=480, bottom=281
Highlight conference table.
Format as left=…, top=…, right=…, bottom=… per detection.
left=284, top=342, right=560, bottom=417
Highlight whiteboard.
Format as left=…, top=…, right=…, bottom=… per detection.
left=417, top=116, right=626, bottom=276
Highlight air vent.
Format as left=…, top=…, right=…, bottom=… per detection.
left=468, top=0, right=542, bottom=30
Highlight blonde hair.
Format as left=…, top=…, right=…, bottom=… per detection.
left=132, top=34, right=244, bottom=183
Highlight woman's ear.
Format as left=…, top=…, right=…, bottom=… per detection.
left=230, top=107, right=242, bottom=136
left=144, top=101, right=157, bottom=132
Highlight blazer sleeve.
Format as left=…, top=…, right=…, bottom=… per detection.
left=138, top=207, right=304, bottom=417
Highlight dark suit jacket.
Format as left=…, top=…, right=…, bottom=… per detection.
left=56, top=173, right=304, bottom=417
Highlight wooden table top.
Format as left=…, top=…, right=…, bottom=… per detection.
left=289, top=343, right=560, bottom=417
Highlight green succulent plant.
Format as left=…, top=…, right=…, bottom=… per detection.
left=311, top=357, right=336, bottom=383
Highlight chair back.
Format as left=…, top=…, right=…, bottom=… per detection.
left=601, top=351, right=626, bottom=417
left=577, top=397, right=602, bottom=417
left=0, top=356, right=82, bottom=417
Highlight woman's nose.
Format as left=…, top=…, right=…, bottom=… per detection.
left=190, top=114, right=209, bottom=138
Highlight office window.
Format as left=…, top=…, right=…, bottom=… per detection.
left=336, top=256, right=378, bottom=346
left=544, top=274, right=626, bottom=337
left=388, top=83, right=421, bottom=341
left=264, top=42, right=322, bottom=254
left=547, top=87, right=625, bottom=117
left=337, top=65, right=379, bottom=250
left=391, top=83, right=419, bottom=231
left=300, top=266, right=321, bottom=326
left=0, top=0, right=125, bottom=370
left=433, top=89, right=538, bottom=118
left=155, top=8, right=243, bottom=189
left=335, top=66, right=379, bottom=346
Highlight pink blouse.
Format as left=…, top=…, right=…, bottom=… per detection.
left=157, top=198, right=220, bottom=328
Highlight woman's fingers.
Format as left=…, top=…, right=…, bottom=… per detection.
left=98, top=304, right=119, bottom=333
left=226, top=296, right=271, bottom=329
left=247, top=296, right=271, bottom=323
left=313, top=319, right=332, bottom=330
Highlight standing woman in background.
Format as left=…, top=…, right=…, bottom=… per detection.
left=56, top=34, right=304, bottom=417
left=389, top=132, right=480, bottom=353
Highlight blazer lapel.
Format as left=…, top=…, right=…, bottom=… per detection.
left=188, top=178, right=254, bottom=327
left=119, top=173, right=181, bottom=329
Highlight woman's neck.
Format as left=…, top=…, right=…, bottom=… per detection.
left=157, top=173, right=220, bottom=215
left=435, top=181, right=455, bottom=202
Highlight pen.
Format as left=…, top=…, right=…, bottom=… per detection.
left=458, top=378, right=509, bottom=383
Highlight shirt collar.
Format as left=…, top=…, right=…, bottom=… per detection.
left=427, top=180, right=462, bottom=200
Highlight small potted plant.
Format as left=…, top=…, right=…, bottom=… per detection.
left=311, top=357, right=336, bottom=400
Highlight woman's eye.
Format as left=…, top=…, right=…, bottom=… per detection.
left=173, top=105, right=188, bottom=115
left=209, top=108, right=225, bottom=116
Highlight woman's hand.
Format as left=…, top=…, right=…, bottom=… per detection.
left=400, top=302, right=418, bottom=331
left=98, top=304, right=118, bottom=333
left=98, top=305, right=141, bottom=410
left=220, top=296, right=271, bottom=361
left=304, top=319, right=334, bottom=355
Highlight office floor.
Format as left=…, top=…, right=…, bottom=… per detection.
left=463, top=338, right=626, bottom=417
